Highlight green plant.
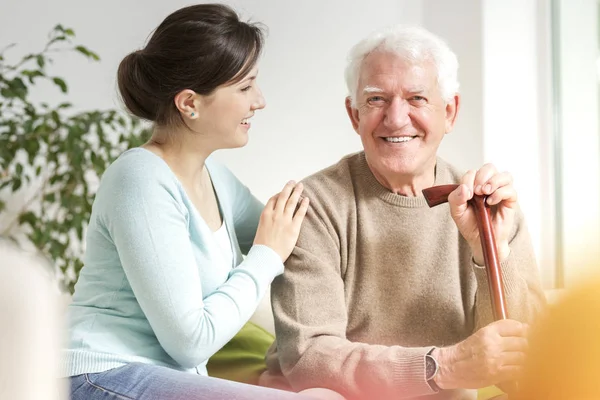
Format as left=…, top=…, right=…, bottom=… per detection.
left=0, top=25, right=150, bottom=293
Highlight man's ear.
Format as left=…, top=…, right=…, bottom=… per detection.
left=345, top=97, right=360, bottom=134
left=174, top=89, right=199, bottom=119
left=444, top=94, right=460, bottom=134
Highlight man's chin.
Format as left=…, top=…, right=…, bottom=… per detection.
left=382, top=157, right=420, bottom=176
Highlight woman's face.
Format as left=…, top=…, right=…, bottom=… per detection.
left=194, top=65, right=266, bottom=149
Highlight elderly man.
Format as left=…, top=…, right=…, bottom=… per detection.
left=261, top=25, right=545, bottom=400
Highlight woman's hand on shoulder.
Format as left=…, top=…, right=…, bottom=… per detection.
left=253, top=181, right=310, bottom=262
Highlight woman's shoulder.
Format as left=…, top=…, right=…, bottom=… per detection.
left=95, top=148, right=182, bottom=208
left=102, top=148, right=178, bottom=187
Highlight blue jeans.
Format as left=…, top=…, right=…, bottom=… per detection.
left=68, top=362, right=314, bottom=400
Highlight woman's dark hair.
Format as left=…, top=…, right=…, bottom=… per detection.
left=117, top=4, right=265, bottom=126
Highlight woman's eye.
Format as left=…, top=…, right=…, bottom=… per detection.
left=241, top=85, right=252, bottom=92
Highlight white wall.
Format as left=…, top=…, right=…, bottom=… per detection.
left=554, top=0, right=600, bottom=286
left=481, top=0, right=552, bottom=287
left=421, top=0, right=555, bottom=285
left=1, top=1, right=562, bottom=286
left=0, top=0, right=423, bottom=202
left=422, top=0, right=484, bottom=172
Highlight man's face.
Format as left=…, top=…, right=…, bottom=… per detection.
left=346, top=51, right=458, bottom=184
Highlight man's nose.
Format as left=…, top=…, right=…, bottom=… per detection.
left=383, top=97, right=410, bottom=130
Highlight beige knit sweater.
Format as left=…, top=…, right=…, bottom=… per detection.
left=264, top=152, right=545, bottom=400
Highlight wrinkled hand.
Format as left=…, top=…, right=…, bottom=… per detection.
left=253, top=181, right=310, bottom=262
left=433, top=319, right=529, bottom=390
left=447, top=164, right=517, bottom=265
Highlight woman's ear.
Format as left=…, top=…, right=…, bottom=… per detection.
left=174, top=89, right=199, bottom=119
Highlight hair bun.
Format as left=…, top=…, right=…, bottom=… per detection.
left=117, top=50, right=159, bottom=121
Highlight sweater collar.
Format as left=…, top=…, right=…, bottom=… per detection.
left=352, top=152, right=452, bottom=208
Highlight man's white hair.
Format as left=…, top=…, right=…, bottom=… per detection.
left=345, top=25, right=460, bottom=107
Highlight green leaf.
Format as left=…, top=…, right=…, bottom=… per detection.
left=21, top=69, right=45, bottom=84
left=2, top=77, right=28, bottom=99
left=49, top=174, right=62, bottom=185
left=11, top=178, right=22, bottom=191
left=36, top=55, right=45, bottom=69
left=51, top=110, right=61, bottom=125
left=74, top=214, right=84, bottom=240
left=51, top=35, right=68, bottom=43
left=75, top=46, right=100, bottom=61
left=24, top=139, right=40, bottom=162
left=1, top=88, right=16, bottom=99
left=52, top=77, right=68, bottom=93
left=15, top=163, right=23, bottom=174
left=18, top=211, right=37, bottom=227
left=23, top=119, right=34, bottom=134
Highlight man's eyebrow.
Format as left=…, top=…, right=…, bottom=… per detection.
left=362, top=86, right=385, bottom=94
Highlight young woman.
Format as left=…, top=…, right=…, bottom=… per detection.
left=61, top=4, right=333, bottom=399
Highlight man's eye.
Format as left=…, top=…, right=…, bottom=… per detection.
left=367, top=96, right=385, bottom=103
left=411, top=96, right=427, bottom=102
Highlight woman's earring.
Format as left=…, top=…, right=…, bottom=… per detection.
left=191, top=112, right=195, bottom=117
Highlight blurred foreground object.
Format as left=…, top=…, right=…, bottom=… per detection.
left=517, top=272, right=600, bottom=400
left=0, top=240, right=65, bottom=400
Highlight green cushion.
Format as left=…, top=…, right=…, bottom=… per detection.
left=478, top=386, right=505, bottom=399
left=207, top=322, right=275, bottom=385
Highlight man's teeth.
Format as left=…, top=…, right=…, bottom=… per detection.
left=385, top=136, right=414, bottom=143
left=241, top=119, right=249, bottom=125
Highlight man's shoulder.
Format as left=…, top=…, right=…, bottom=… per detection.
left=436, top=157, right=465, bottom=185
left=300, top=152, right=361, bottom=200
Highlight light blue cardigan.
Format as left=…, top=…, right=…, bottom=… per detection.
left=61, top=148, right=283, bottom=377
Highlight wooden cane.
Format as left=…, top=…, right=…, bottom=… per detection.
left=422, top=184, right=508, bottom=321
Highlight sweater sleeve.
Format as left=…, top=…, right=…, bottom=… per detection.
left=269, top=199, right=437, bottom=399
left=101, top=161, right=283, bottom=369
left=472, top=208, right=547, bottom=330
